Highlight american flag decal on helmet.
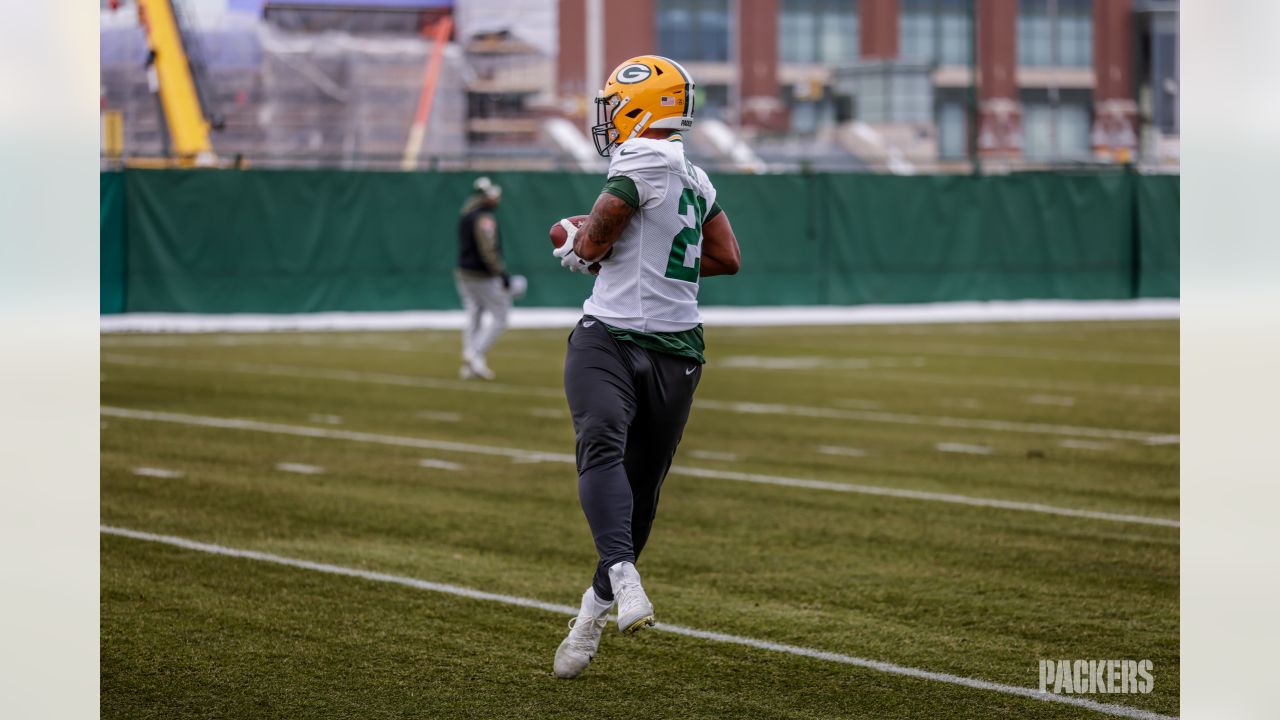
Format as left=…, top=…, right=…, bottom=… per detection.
left=660, top=96, right=676, bottom=106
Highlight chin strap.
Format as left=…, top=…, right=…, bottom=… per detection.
left=627, top=111, right=653, bottom=141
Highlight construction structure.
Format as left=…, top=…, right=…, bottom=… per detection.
left=100, top=0, right=1178, bottom=172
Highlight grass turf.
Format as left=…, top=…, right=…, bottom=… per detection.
left=101, top=320, right=1178, bottom=719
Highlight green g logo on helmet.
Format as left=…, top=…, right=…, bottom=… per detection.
left=615, top=63, right=653, bottom=84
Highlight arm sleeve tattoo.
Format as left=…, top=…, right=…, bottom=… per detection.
left=574, top=193, right=635, bottom=262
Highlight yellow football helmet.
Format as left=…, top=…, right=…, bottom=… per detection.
left=592, top=55, right=696, bottom=157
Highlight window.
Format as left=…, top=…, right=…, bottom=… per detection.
left=782, top=83, right=836, bottom=134
left=900, top=0, right=972, bottom=66
left=936, top=90, right=968, bottom=159
left=1020, top=88, right=1092, bottom=159
left=842, top=65, right=932, bottom=123
left=1017, top=0, right=1093, bottom=67
left=1150, top=14, right=1178, bottom=134
left=779, top=0, right=858, bottom=64
left=696, top=84, right=729, bottom=121
left=657, top=0, right=730, bottom=62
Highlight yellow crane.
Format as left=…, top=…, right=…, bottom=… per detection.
left=133, top=0, right=218, bottom=166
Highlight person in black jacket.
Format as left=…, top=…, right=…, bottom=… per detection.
left=455, top=176, right=510, bottom=380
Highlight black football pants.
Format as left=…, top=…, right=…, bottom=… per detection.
left=563, top=316, right=702, bottom=602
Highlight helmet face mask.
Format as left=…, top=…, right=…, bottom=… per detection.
left=590, top=55, right=695, bottom=157
left=592, top=92, right=624, bottom=157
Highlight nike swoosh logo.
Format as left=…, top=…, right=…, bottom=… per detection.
left=619, top=149, right=637, bottom=156
left=685, top=366, right=697, bottom=375
left=583, top=321, right=596, bottom=327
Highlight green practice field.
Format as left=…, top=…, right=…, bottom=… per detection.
left=101, top=320, right=1179, bottom=719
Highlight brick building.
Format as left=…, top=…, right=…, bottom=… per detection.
left=557, top=0, right=1179, bottom=166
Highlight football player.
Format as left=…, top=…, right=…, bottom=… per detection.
left=551, top=55, right=741, bottom=679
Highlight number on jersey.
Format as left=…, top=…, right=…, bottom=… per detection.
left=665, top=188, right=706, bottom=282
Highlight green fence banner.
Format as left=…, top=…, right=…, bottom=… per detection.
left=1135, top=174, right=1180, bottom=298
left=100, top=172, right=127, bottom=314
left=105, top=169, right=1178, bottom=314
left=820, top=172, right=1139, bottom=304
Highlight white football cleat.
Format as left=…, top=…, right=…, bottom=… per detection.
left=460, top=354, right=495, bottom=381
left=609, top=561, right=655, bottom=635
left=468, top=355, right=496, bottom=381
left=553, top=588, right=611, bottom=679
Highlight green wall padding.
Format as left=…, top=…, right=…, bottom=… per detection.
left=123, top=169, right=607, bottom=313
left=106, top=169, right=1178, bottom=314
left=820, top=172, right=1137, bottom=304
left=697, top=173, right=821, bottom=306
left=1135, top=174, right=1180, bottom=298
left=100, top=172, right=127, bottom=314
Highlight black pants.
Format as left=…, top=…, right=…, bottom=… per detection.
left=563, top=316, right=702, bottom=602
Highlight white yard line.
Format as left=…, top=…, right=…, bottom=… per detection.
left=527, top=408, right=569, bottom=420
left=101, top=325, right=1175, bottom=367
left=101, top=354, right=1176, bottom=444
left=833, top=399, right=883, bottom=410
left=716, top=356, right=926, bottom=371
left=744, top=319, right=1178, bottom=337
left=856, top=370, right=1178, bottom=400
left=101, top=333, right=512, bottom=357
left=686, top=450, right=741, bottom=462
left=938, top=398, right=984, bottom=410
left=418, top=459, right=464, bottom=471
left=132, top=467, right=184, bottom=479
left=99, top=525, right=1176, bottom=720
left=415, top=411, right=463, bottom=422
left=837, top=344, right=1178, bottom=367
left=100, top=407, right=1179, bottom=528
left=936, top=443, right=995, bottom=456
left=1059, top=439, right=1114, bottom=451
left=817, top=446, right=868, bottom=458
left=693, top=399, right=1169, bottom=443
left=102, top=353, right=562, bottom=399
left=276, top=462, right=325, bottom=475
left=1026, top=395, right=1077, bottom=407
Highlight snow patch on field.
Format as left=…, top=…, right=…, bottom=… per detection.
left=101, top=299, right=1179, bottom=333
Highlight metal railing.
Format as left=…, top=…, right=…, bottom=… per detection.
left=101, top=148, right=1177, bottom=175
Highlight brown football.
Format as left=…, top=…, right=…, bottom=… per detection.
left=548, top=215, right=589, bottom=249
left=549, top=214, right=610, bottom=273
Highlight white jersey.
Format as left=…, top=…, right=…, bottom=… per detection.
left=583, top=135, right=717, bottom=333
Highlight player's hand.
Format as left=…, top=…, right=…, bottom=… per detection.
left=553, top=220, right=593, bottom=274
left=553, top=241, right=591, bottom=273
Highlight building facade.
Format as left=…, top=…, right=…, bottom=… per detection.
left=557, top=0, right=1179, bottom=167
